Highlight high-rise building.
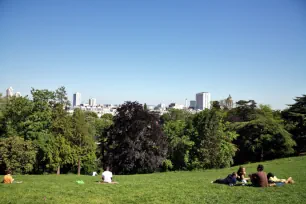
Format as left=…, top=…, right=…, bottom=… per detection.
left=89, top=98, right=97, bottom=106
left=6, top=87, right=13, bottom=97
left=15, top=92, right=21, bottom=97
left=73, top=92, right=81, bottom=107
left=196, top=92, right=211, bottom=110
left=189, top=100, right=196, bottom=109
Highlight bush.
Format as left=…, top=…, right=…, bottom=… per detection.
left=162, top=159, right=173, bottom=171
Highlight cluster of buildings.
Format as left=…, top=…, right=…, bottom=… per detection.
left=4, top=87, right=234, bottom=117
left=71, top=91, right=234, bottom=116
left=71, top=92, right=117, bottom=117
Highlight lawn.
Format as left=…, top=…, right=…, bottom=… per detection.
left=1, top=156, right=306, bottom=204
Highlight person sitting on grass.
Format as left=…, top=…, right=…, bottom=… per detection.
left=2, top=170, right=14, bottom=184
left=212, top=172, right=237, bottom=186
left=267, top=173, right=294, bottom=186
left=237, top=166, right=249, bottom=184
left=249, top=164, right=268, bottom=187
left=100, top=167, right=118, bottom=184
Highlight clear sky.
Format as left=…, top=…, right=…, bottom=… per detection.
left=1, top=0, right=305, bottom=109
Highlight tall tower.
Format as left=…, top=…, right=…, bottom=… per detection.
left=185, top=98, right=188, bottom=109
left=73, top=92, right=81, bottom=107
left=196, top=92, right=211, bottom=110
left=6, top=87, right=13, bottom=98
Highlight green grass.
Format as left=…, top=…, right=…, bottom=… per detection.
left=1, top=156, right=306, bottom=204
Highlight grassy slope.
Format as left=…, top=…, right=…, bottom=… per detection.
left=1, top=156, right=306, bottom=204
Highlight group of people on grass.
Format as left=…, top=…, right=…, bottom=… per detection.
left=2, top=164, right=294, bottom=187
left=213, top=164, right=294, bottom=187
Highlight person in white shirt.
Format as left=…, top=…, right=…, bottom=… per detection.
left=101, top=167, right=118, bottom=184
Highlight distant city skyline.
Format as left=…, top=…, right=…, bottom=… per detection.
left=1, top=0, right=305, bottom=109
left=0, top=86, right=303, bottom=110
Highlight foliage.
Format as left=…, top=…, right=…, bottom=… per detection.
left=163, top=120, right=194, bottom=170
left=161, top=159, right=173, bottom=171
left=226, top=100, right=257, bottom=122
left=47, top=104, right=75, bottom=174
left=103, top=101, right=168, bottom=174
left=1, top=96, right=33, bottom=137
left=282, top=95, right=306, bottom=154
left=101, top=113, right=113, bottom=121
left=160, top=109, right=193, bottom=124
left=212, top=101, right=221, bottom=110
left=232, top=105, right=295, bottom=164
left=144, top=103, right=148, bottom=111
left=0, top=136, right=37, bottom=174
left=71, top=108, right=96, bottom=175
left=189, top=109, right=237, bottom=169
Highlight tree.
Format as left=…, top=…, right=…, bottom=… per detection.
left=103, top=101, right=167, bottom=174
left=144, top=103, right=148, bottom=111
left=48, top=104, right=74, bottom=175
left=282, top=95, right=306, bottom=154
left=226, top=100, right=257, bottom=122
left=232, top=105, right=295, bottom=164
left=160, top=109, right=193, bottom=124
left=55, top=86, right=71, bottom=109
left=189, top=109, right=237, bottom=169
left=101, top=113, right=113, bottom=121
left=0, top=136, right=37, bottom=174
left=163, top=120, right=194, bottom=170
left=71, top=108, right=96, bottom=175
left=212, top=101, right=221, bottom=110
left=0, top=96, right=33, bottom=137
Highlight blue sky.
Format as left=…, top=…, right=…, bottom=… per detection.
left=1, top=0, right=305, bottom=109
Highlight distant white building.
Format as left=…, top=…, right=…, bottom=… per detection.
left=155, top=103, right=166, bottom=111
left=169, top=103, right=185, bottom=110
left=196, top=92, right=211, bottom=110
left=89, top=98, right=97, bottom=106
left=6, top=87, right=13, bottom=97
left=15, top=92, right=21, bottom=97
left=147, top=105, right=155, bottom=111
left=73, top=92, right=81, bottom=107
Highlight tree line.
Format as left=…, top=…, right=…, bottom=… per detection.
left=0, top=88, right=305, bottom=175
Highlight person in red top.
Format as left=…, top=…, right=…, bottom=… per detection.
left=249, top=164, right=268, bottom=187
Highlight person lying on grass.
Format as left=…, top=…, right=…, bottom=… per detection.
left=2, top=169, right=14, bottom=184
left=99, top=166, right=118, bottom=184
left=249, top=164, right=268, bottom=187
left=237, top=166, right=249, bottom=184
left=212, top=172, right=237, bottom=186
left=267, top=172, right=294, bottom=186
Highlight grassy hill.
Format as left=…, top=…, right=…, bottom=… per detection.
left=1, top=156, right=306, bottom=204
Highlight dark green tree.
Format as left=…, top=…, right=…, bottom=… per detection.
left=212, top=101, right=221, bottom=110
left=144, top=103, right=148, bottom=111
left=282, top=95, right=306, bottom=154
left=103, top=101, right=167, bottom=174
left=232, top=105, right=295, bottom=164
